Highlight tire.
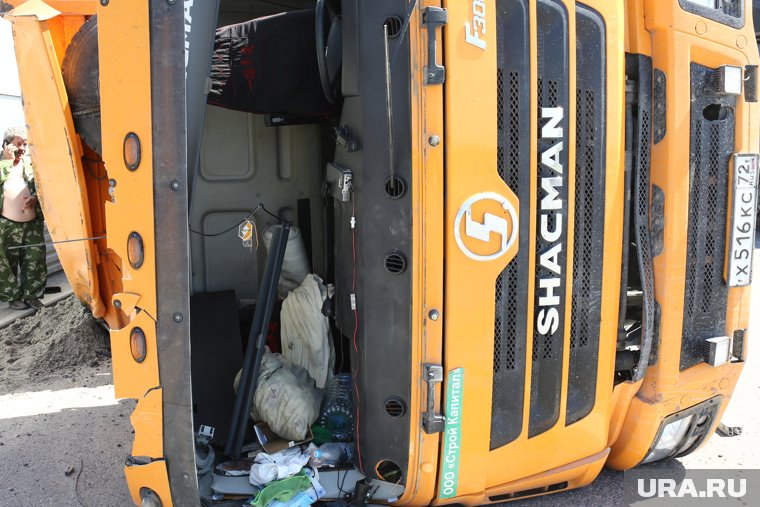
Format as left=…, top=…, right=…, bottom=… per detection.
left=61, top=15, right=102, bottom=155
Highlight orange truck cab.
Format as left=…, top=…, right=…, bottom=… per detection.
left=2, top=0, right=758, bottom=505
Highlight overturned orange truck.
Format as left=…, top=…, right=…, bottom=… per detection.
left=3, top=0, right=759, bottom=505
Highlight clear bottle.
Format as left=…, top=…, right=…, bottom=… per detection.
left=319, top=373, right=353, bottom=441
left=310, top=442, right=354, bottom=467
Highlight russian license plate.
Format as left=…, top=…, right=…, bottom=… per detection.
left=726, top=154, right=759, bottom=287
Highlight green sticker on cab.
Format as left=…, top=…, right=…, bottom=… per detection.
left=439, top=367, right=464, bottom=499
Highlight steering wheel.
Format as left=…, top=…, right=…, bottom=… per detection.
left=315, top=0, right=342, bottom=104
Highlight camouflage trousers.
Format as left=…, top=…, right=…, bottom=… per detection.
left=0, top=216, right=47, bottom=302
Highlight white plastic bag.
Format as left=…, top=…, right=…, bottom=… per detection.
left=235, top=349, right=322, bottom=441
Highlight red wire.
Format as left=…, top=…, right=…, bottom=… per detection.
left=351, top=198, right=364, bottom=473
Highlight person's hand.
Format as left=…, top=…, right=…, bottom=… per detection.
left=1, top=144, right=16, bottom=161
left=22, top=196, right=38, bottom=211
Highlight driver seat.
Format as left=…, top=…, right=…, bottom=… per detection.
left=208, top=9, right=337, bottom=117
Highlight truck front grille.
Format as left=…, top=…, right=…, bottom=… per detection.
left=490, top=0, right=607, bottom=445
left=681, top=64, right=734, bottom=370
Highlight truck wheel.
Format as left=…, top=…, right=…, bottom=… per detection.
left=61, top=15, right=102, bottom=155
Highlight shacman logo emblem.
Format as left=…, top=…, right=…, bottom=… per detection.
left=454, top=192, right=517, bottom=261
left=238, top=220, right=253, bottom=242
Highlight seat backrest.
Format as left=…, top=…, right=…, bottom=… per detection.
left=208, top=10, right=336, bottom=117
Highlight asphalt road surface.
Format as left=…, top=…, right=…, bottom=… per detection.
left=1, top=254, right=758, bottom=507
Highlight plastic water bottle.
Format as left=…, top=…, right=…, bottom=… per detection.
left=311, top=442, right=354, bottom=467
left=318, top=373, right=353, bottom=441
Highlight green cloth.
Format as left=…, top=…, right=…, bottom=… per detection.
left=248, top=471, right=312, bottom=507
left=310, top=425, right=332, bottom=446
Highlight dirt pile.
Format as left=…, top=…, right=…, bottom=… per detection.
left=0, top=295, right=110, bottom=393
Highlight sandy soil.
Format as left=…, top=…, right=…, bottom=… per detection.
left=0, top=296, right=135, bottom=506
left=0, top=296, right=110, bottom=395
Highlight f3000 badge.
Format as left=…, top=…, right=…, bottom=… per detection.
left=465, top=0, right=486, bottom=50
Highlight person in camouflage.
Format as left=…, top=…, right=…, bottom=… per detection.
left=0, top=127, right=47, bottom=310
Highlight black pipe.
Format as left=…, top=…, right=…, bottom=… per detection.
left=225, top=222, right=290, bottom=457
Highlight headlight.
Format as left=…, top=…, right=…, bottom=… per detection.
left=640, top=396, right=723, bottom=465
left=641, top=416, right=694, bottom=464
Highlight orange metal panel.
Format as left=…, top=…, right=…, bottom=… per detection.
left=436, top=1, right=633, bottom=504
left=96, top=1, right=166, bottom=504
left=606, top=380, right=643, bottom=448
left=437, top=1, right=624, bottom=503
left=452, top=448, right=609, bottom=505
left=398, top=1, right=445, bottom=505
left=124, top=460, right=171, bottom=507
left=7, top=13, right=105, bottom=317
left=46, top=14, right=86, bottom=68
left=440, top=0, right=518, bottom=499
left=81, top=148, right=125, bottom=329
left=608, top=0, right=759, bottom=469
left=625, top=0, right=652, bottom=56
left=111, top=309, right=160, bottom=400
left=130, top=387, right=164, bottom=458
left=98, top=0, right=157, bottom=319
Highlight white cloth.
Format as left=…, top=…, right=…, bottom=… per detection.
left=280, top=275, right=333, bottom=388
left=235, top=349, right=322, bottom=441
left=248, top=447, right=310, bottom=486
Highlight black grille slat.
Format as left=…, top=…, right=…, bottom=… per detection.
left=529, top=0, right=569, bottom=438
left=566, top=3, right=606, bottom=426
left=681, top=64, right=733, bottom=370
left=653, top=70, right=667, bottom=144
left=491, top=0, right=530, bottom=450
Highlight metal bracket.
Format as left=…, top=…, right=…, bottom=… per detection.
left=717, top=422, right=743, bottom=437
left=422, top=364, right=445, bottom=434
left=196, top=425, right=215, bottom=445
left=334, top=125, right=359, bottom=152
left=422, top=7, right=447, bottom=85
left=745, top=65, right=758, bottom=102
left=326, top=163, right=353, bottom=202
left=731, top=329, right=745, bottom=363
left=125, top=455, right=156, bottom=467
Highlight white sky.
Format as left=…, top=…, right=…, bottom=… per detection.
left=0, top=18, right=21, bottom=96
left=0, top=17, right=24, bottom=136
